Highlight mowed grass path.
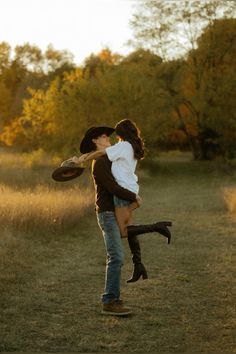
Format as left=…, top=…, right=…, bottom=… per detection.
left=0, top=158, right=236, bottom=352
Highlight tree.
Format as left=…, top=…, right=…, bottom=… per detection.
left=130, top=1, right=236, bottom=159
left=14, top=43, right=44, bottom=73
left=0, top=81, right=12, bottom=128
left=185, top=19, right=236, bottom=158
left=82, top=48, right=122, bottom=79
left=130, top=0, right=236, bottom=60
left=0, top=42, right=76, bottom=148
left=0, top=42, right=11, bottom=73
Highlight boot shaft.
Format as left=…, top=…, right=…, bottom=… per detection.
left=127, top=221, right=172, bottom=243
left=128, top=235, right=141, bottom=264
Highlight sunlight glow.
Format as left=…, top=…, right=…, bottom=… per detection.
left=0, top=0, right=134, bottom=65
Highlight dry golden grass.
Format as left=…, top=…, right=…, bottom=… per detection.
left=0, top=152, right=236, bottom=353
left=0, top=149, right=94, bottom=233
left=223, top=187, right=236, bottom=214
left=0, top=183, right=93, bottom=231
left=0, top=148, right=59, bottom=168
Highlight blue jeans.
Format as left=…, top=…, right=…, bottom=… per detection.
left=113, top=195, right=132, bottom=208
left=97, top=211, right=125, bottom=304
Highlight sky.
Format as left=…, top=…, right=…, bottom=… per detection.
left=0, top=0, right=136, bottom=65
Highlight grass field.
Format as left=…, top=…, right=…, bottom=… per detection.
left=0, top=151, right=236, bottom=353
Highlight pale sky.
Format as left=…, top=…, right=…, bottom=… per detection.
left=0, top=0, right=135, bottom=65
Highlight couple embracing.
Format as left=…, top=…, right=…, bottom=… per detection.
left=68, top=119, right=172, bottom=316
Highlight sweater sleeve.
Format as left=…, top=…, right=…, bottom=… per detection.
left=93, top=156, right=137, bottom=202
left=106, top=141, right=126, bottom=162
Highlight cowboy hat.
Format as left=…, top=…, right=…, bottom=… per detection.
left=80, top=126, right=115, bottom=153
left=52, top=160, right=85, bottom=182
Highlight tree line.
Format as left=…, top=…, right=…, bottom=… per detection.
left=0, top=1, right=236, bottom=160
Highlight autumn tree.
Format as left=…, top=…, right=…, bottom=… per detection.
left=82, top=47, right=122, bottom=79
left=1, top=49, right=165, bottom=153
left=130, top=0, right=236, bottom=159
left=130, top=0, right=236, bottom=60
left=0, top=42, right=75, bottom=148
left=184, top=19, right=236, bottom=158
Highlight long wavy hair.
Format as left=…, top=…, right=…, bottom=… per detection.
left=115, top=119, right=145, bottom=160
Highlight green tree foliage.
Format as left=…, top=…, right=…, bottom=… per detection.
left=2, top=49, right=166, bottom=154
left=0, top=42, right=75, bottom=148
left=0, top=42, right=11, bottom=72
left=185, top=19, right=236, bottom=158
left=1, top=6, right=236, bottom=160
left=14, top=43, right=44, bottom=73
left=130, top=0, right=236, bottom=159
left=0, top=81, right=12, bottom=127
left=129, top=0, right=236, bottom=60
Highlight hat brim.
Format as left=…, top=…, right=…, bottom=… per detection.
left=52, top=166, right=85, bottom=182
left=80, top=126, right=115, bottom=153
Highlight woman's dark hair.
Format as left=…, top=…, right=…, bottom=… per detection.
left=115, top=119, right=145, bottom=160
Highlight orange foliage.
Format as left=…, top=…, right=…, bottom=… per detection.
left=98, top=48, right=121, bottom=65
left=0, top=117, right=25, bottom=146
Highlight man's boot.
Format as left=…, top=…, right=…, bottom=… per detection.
left=127, top=221, right=172, bottom=244
left=127, top=235, right=148, bottom=283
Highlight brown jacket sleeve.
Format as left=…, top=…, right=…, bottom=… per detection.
left=93, top=156, right=137, bottom=202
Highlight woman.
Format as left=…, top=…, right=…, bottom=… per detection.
left=70, top=120, right=172, bottom=282
left=73, top=119, right=171, bottom=243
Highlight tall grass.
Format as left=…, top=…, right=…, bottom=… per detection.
left=223, top=187, right=236, bottom=214
left=1, top=150, right=236, bottom=352
left=0, top=184, right=93, bottom=232
left=0, top=149, right=94, bottom=232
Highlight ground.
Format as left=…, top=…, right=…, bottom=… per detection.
left=0, top=152, right=236, bottom=352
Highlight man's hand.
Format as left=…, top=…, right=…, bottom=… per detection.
left=67, top=155, right=87, bottom=165
left=74, top=155, right=87, bottom=164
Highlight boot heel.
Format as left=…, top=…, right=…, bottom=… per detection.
left=142, top=270, right=148, bottom=280
left=167, top=233, right=171, bottom=244
left=127, top=263, right=148, bottom=283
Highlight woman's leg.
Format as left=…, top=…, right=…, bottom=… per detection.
left=115, top=205, right=148, bottom=281
left=129, top=201, right=139, bottom=211
left=115, top=206, right=133, bottom=238
left=127, top=221, right=172, bottom=244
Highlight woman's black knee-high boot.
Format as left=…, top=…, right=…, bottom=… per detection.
left=127, top=221, right=172, bottom=244
left=127, top=235, right=148, bottom=283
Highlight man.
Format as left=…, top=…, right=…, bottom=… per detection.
left=79, top=126, right=137, bottom=315
left=74, top=126, right=172, bottom=316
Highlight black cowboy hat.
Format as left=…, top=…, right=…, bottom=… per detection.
left=52, top=160, right=85, bottom=182
left=80, top=126, right=115, bottom=153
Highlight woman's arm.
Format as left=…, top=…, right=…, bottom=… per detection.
left=70, top=149, right=106, bottom=165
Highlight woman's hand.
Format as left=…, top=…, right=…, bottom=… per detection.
left=136, top=195, right=142, bottom=207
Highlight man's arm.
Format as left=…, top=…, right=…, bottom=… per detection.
left=93, top=156, right=137, bottom=202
